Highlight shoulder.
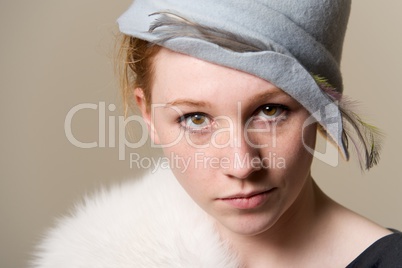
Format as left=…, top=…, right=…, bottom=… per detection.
left=313, top=194, right=396, bottom=267
left=347, top=231, right=402, bottom=267
left=31, top=169, right=239, bottom=268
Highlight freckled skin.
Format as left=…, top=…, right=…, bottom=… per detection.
left=138, top=48, right=316, bottom=236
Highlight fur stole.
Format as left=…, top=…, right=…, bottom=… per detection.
left=31, top=168, right=240, bottom=268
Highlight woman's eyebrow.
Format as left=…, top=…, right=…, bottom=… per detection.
left=164, top=99, right=211, bottom=108
left=248, top=90, right=285, bottom=103
left=164, top=89, right=285, bottom=108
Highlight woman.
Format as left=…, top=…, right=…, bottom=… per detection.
left=33, top=0, right=402, bottom=267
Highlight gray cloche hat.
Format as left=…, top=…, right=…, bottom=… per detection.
left=118, top=0, right=381, bottom=169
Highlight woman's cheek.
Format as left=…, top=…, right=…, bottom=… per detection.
left=267, top=118, right=315, bottom=169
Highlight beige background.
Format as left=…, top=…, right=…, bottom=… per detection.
left=1, top=1, right=401, bottom=267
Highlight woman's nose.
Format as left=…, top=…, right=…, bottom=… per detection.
left=221, top=134, right=262, bottom=180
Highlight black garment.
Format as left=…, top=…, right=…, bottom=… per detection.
left=347, top=230, right=402, bottom=267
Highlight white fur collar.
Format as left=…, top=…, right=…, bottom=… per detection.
left=32, top=168, right=240, bottom=267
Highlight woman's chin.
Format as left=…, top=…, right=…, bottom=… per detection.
left=215, top=214, right=278, bottom=237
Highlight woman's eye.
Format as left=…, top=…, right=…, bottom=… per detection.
left=179, top=113, right=211, bottom=132
left=255, top=104, right=288, bottom=120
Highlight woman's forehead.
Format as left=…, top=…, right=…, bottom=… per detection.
left=152, top=48, right=288, bottom=101
left=153, top=48, right=280, bottom=88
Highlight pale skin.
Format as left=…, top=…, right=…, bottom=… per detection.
left=135, top=48, right=391, bottom=268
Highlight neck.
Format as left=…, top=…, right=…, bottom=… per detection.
left=217, top=175, right=329, bottom=267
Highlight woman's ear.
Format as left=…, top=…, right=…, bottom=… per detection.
left=134, top=88, right=160, bottom=144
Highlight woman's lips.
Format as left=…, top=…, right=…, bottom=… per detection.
left=218, top=189, right=275, bottom=209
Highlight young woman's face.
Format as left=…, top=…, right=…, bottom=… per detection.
left=139, top=48, right=317, bottom=236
